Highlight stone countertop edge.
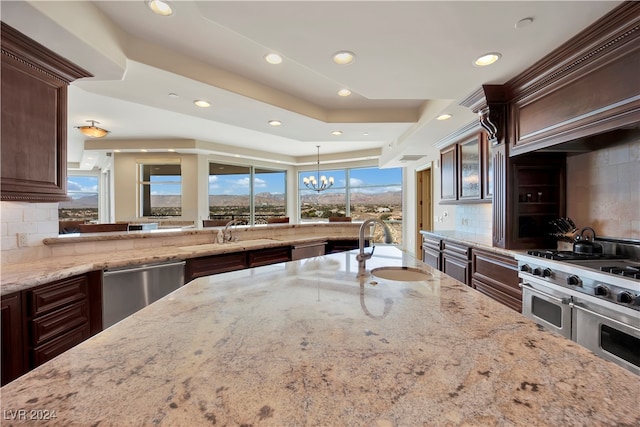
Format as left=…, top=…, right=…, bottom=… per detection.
left=1, top=246, right=638, bottom=426
left=1, top=235, right=361, bottom=294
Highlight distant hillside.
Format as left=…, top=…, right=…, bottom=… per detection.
left=60, top=195, right=98, bottom=208
left=60, top=191, right=401, bottom=209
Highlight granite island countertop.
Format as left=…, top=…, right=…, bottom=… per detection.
left=1, top=247, right=638, bottom=426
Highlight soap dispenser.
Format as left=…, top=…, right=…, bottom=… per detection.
left=217, top=229, right=224, bottom=244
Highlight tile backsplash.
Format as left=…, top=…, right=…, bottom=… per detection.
left=454, top=203, right=493, bottom=238
left=1, top=202, right=58, bottom=265
left=566, top=139, right=640, bottom=239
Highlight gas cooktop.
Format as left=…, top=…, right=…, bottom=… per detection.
left=526, top=250, right=626, bottom=261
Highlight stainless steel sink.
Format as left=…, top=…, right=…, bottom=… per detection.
left=370, top=266, right=433, bottom=282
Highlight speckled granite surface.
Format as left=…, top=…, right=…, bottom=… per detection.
left=1, top=247, right=638, bottom=426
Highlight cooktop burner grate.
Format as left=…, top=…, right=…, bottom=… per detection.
left=600, top=266, right=640, bottom=279
left=526, top=250, right=626, bottom=261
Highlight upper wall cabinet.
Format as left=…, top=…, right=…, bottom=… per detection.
left=440, top=131, right=491, bottom=204
left=1, top=23, right=91, bottom=203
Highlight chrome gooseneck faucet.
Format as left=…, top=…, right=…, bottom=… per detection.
left=222, top=219, right=243, bottom=243
left=356, top=218, right=393, bottom=276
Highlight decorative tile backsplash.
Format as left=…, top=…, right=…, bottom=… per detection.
left=566, top=139, right=640, bottom=239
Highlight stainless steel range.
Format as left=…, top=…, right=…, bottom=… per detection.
left=515, top=241, right=640, bottom=375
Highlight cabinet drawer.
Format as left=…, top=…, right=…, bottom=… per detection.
left=186, top=252, right=247, bottom=281
left=442, top=254, right=469, bottom=285
left=248, top=247, right=291, bottom=267
left=422, top=247, right=441, bottom=270
left=421, top=234, right=441, bottom=251
left=31, top=324, right=90, bottom=367
left=473, top=279, right=522, bottom=313
left=27, top=276, right=88, bottom=317
left=441, top=240, right=471, bottom=260
left=31, top=301, right=89, bottom=347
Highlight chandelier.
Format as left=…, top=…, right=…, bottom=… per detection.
left=76, top=120, right=110, bottom=138
left=303, top=145, right=334, bottom=192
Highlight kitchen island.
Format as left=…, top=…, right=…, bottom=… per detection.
left=1, top=247, right=638, bottom=426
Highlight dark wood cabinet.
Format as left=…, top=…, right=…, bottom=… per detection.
left=440, top=131, right=491, bottom=204
left=325, top=239, right=361, bottom=254
left=1, top=23, right=91, bottom=202
left=458, top=136, right=482, bottom=200
left=421, top=233, right=441, bottom=270
left=440, top=145, right=457, bottom=201
left=441, top=239, right=472, bottom=286
left=509, top=154, right=565, bottom=249
left=1, top=272, right=101, bottom=385
left=472, top=249, right=521, bottom=312
left=24, top=274, right=100, bottom=368
left=247, top=247, right=291, bottom=267
left=185, top=246, right=294, bottom=282
left=186, top=252, right=248, bottom=281
left=1, top=293, right=24, bottom=386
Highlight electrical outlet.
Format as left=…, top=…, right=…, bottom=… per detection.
left=17, top=233, right=28, bottom=247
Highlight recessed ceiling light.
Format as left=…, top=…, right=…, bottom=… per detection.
left=474, top=52, right=501, bottom=67
left=333, top=51, right=356, bottom=65
left=515, top=17, right=534, bottom=29
left=147, top=0, right=173, bottom=16
left=194, top=100, right=210, bottom=108
left=436, top=114, right=452, bottom=121
left=264, top=53, right=283, bottom=65
left=331, top=130, right=343, bottom=136
left=268, top=120, right=282, bottom=126
left=338, top=89, right=352, bottom=97
left=168, top=93, right=179, bottom=98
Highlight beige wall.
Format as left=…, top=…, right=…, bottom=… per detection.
left=566, top=139, right=640, bottom=239
left=113, top=152, right=200, bottom=223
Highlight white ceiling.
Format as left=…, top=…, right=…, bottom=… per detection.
left=1, top=0, right=623, bottom=170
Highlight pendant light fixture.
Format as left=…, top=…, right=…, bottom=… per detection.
left=76, top=120, right=110, bottom=138
left=303, top=145, right=334, bottom=192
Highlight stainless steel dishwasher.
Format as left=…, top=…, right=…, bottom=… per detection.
left=102, top=261, right=186, bottom=328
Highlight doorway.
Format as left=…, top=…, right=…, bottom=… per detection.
left=415, top=167, right=433, bottom=260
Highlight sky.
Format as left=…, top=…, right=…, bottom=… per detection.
left=67, top=167, right=402, bottom=197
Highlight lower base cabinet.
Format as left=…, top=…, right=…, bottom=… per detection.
left=1, top=271, right=102, bottom=386
left=472, top=249, right=521, bottom=312
left=441, top=239, right=472, bottom=286
left=186, top=246, right=293, bottom=282
left=1, top=293, right=24, bottom=385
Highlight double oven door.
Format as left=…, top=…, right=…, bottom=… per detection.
left=520, top=277, right=572, bottom=339
left=570, top=296, right=640, bottom=376
left=521, top=274, right=640, bottom=375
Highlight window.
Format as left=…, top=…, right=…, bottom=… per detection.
left=59, top=174, right=99, bottom=222
left=139, top=163, right=182, bottom=217
left=299, top=169, right=346, bottom=220
left=209, top=163, right=287, bottom=223
left=254, top=168, right=287, bottom=222
left=298, top=166, right=403, bottom=243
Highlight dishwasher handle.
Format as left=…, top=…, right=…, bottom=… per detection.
left=104, top=261, right=186, bottom=276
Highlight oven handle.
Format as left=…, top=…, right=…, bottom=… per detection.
left=569, top=302, right=640, bottom=333
left=519, top=282, right=571, bottom=304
